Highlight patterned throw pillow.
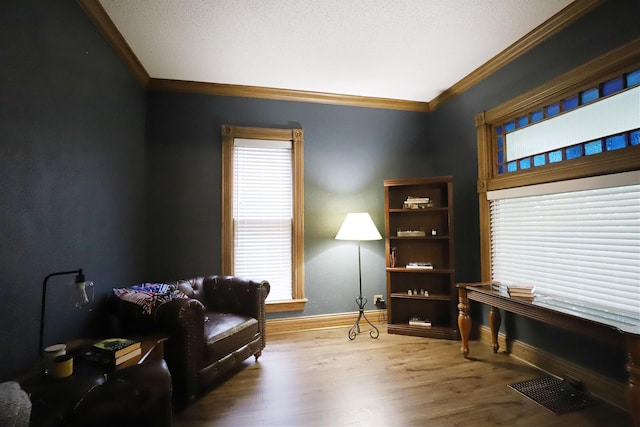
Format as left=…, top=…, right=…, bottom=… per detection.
left=113, top=283, right=188, bottom=314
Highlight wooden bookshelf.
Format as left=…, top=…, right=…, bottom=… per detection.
left=384, top=176, right=458, bottom=339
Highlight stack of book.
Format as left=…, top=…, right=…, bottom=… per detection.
left=83, top=338, right=142, bottom=366
left=506, top=284, right=536, bottom=300
left=403, top=196, right=433, bottom=210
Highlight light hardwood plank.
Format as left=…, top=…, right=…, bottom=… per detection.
left=174, top=324, right=631, bottom=427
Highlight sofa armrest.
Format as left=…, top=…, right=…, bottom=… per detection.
left=154, top=298, right=205, bottom=402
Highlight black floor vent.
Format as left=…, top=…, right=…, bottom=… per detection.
left=508, top=376, right=599, bottom=414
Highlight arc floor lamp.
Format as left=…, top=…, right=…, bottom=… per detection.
left=335, top=212, right=382, bottom=340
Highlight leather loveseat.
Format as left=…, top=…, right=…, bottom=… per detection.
left=113, top=275, right=270, bottom=406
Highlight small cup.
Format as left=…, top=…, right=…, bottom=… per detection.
left=44, top=343, right=67, bottom=376
left=50, top=354, right=73, bottom=379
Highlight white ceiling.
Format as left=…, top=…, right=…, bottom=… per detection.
left=98, top=0, right=574, bottom=103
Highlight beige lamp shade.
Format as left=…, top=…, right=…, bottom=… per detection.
left=335, top=212, right=382, bottom=241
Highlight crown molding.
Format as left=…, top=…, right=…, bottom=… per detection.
left=148, top=78, right=430, bottom=112
left=79, top=0, right=605, bottom=112
left=76, top=0, right=149, bottom=87
left=429, top=0, right=606, bottom=110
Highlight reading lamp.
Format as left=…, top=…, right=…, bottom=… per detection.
left=335, top=212, right=382, bottom=340
left=39, top=269, right=94, bottom=357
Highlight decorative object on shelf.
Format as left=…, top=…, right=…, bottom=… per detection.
left=336, top=212, right=383, bottom=340
left=431, top=228, right=437, bottom=236
left=403, top=196, right=433, bottom=209
left=397, top=229, right=426, bottom=237
left=390, top=247, right=397, bottom=268
left=39, top=269, right=94, bottom=369
left=406, top=262, right=434, bottom=269
left=408, top=317, right=432, bottom=327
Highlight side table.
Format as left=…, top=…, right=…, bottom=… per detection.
left=18, top=335, right=172, bottom=427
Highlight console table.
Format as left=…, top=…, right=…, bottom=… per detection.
left=457, top=282, right=640, bottom=426
left=18, top=336, right=171, bottom=427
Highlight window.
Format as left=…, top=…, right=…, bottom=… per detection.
left=494, top=65, right=640, bottom=175
left=476, top=39, right=640, bottom=311
left=221, top=125, right=306, bottom=312
left=488, top=172, right=640, bottom=318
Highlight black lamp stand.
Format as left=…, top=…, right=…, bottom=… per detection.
left=348, top=241, right=380, bottom=340
left=39, top=269, right=85, bottom=357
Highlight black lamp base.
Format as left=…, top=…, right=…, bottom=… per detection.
left=348, top=296, right=380, bottom=340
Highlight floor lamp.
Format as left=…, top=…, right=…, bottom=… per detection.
left=335, top=212, right=382, bottom=340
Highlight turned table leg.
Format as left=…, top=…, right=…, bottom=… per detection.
left=458, top=285, right=471, bottom=358
left=626, top=334, right=640, bottom=427
left=489, top=306, right=501, bottom=353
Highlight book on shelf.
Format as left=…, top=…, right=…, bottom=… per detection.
left=408, top=317, right=432, bottom=327
left=406, top=262, right=433, bottom=269
left=397, top=230, right=426, bottom=237
left=83, top=346, right=142, bottom=366
left=92, top=338, right=141, bottom=359
left=403, top=196, right=433, bottom=209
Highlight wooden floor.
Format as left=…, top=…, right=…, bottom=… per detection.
left=173, top=324, right=631, bottom=427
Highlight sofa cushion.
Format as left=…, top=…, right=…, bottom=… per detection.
left=203, top=312, right=259, bottom=363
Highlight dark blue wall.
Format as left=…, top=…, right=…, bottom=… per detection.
left=2, top=0, right=637, bottom=386
left=0, top=1, right=146, bottom=380
left=144, top=92, right=431, bottom=316
left=430, top=0, right=640, bottom=381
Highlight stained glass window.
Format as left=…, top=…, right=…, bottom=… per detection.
left=584, top=140, right=603, bottom=156
left=495, top=66, right=640, bottom=175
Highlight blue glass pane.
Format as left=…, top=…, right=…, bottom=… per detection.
left=565, top=145, right=582, bottom=160
left=497, top=136, right=503, bottom=150
left=531, top=110, right=543, bottom=123
left=498, top=165, right=505, bottom=174
left=549, top=150, right=562, bottom=163
left=519, top=158, right=531, bottom=169
left=498, top=150, right=504, bottom=163
left=496, top=125, right=503, bottom=135
left=631, top=130, right=640, bottom=146
left=505, top=121, right=516, bottom=132
left=581, top=87, right=599, bottom=104
left=606, top=134, right=627, bottom=151
left=602, top=78, right=623, bottom=96
left=584, top=140, right=603, bottom=156
left=626, top=69, right=640, bottom=88
left=563, top=96, right=579, bottom=111
left=533, top=154, right=546, bottom=167
left=517, top=116, right=529, bottom=128
left=507, top=161, right=517, bottom=172
left=546, top=103, right=560, bottom=117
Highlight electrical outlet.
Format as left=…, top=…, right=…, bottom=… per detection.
left=374, top=295, right=386, bottom=309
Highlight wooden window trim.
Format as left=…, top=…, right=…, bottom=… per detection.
left=221, top=125, right=306, bottom=312
left=476, top=39, right=640, bottom=281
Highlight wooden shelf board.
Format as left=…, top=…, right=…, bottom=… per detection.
left=386, top=268, right=454, bottom=274
left=389, top=208, right=448, bottom=213
left=390, top=293, right=451, bottom=301
left=387, top=323, right=459, bottom=340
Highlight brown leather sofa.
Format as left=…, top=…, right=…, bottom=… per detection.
left=114, top=275, right=270, bottom=406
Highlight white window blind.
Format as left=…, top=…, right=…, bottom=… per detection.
left=489, top=172, right=640, bottom=316
left=233, top=139, right=293, bottom=302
